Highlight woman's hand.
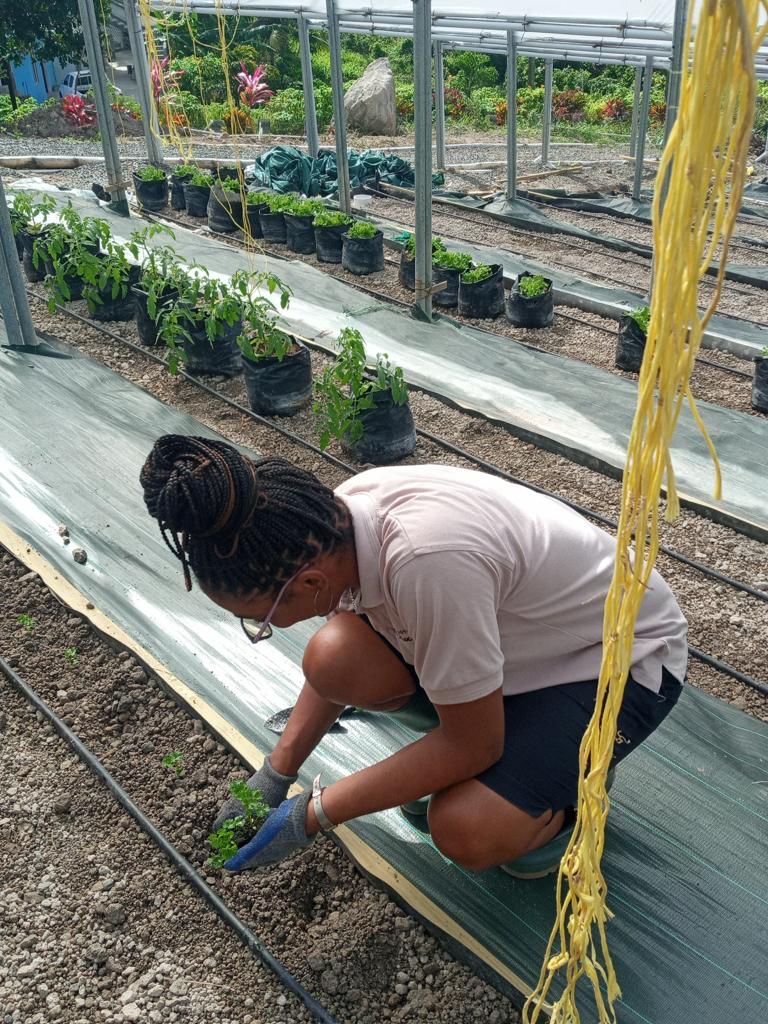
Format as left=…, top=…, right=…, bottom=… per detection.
left=224, top=791, right=316, bottom=871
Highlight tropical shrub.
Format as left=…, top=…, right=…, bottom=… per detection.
left=601, top=96, right=631, bottom=122
left=516, top=86, right=544, bottom=123
left=552, top=89, right=587, bottom=123
left=466, top=86, right=506, bottom=127
left=0, top=96, right=37, bottom=128
left=314, top=85, right=334, bottom=130
left=224, top=106, right=255, bottom=134
left=169, top=54, right=227, bottom=104
left=236, top=63, right=273, bottom=108
left=175, top=91, right=206, bottom=129
left=396, top=81, right=415, bottom=120
left=443, top=87, right=466, bottom=119
left=444, top=51, right=498, bottom=94
left=264, top=88, right=305, bottom=134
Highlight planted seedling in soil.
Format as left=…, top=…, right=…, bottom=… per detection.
left=134, top=165, right=167, bottom=182
left=313, top=209, right=352, bottom=228
left=188, top=169, right=214, bottom=188
left=44, top=205, right=111, bottom=308
left=232, top=269, right=293, bottom=361
left=461, top=263, right=493, bottom=284
left=264, top=193, right=296, bottom=213
left=207, top=780, right=270, bottom=868
left=161, top=751, right=184, bottom=778
left=82, top=235, right=140, bottom=315
left=17, top=613, right=36, bottom=631
left=346, top=220, right=379, bottom=240
left=10, top=192, right=55, bottom=240
left=156, top=266, right=244, bottom=374
left=131, top=224, right=183, bottom=318
left=313, top=327, right=408, bottom=449
left=517, top=274, right=550, bottom=299
left=64, top=646, right=78, bottom=665
left=287, top=197, right=324, bottom=217
left=433, top=249, right=473, bottom=272
left=628, top=305, right=650, bottom=335
left=404, top=233, right=446, bottom=259
left=247, top=191, right=273, bottom=207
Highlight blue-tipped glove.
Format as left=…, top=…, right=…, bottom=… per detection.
left=225, top=791, right=315, bottom=871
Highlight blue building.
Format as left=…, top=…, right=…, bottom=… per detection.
left=4, top=55, right=67, bottom=103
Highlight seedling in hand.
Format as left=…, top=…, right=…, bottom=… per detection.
left=161, top=751, right=184, bottom=778
left=64, top=646, right=78, bottom=665
left=17, top=613, right=37, bottom=632
left=207, top=779, right=271, bottom=868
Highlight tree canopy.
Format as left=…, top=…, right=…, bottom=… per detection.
left=0, top=1, right=87, bottom=67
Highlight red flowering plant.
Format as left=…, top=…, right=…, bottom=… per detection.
left=552, top=89, right=587, bottom=122
left=151, top=57, right=184, bottom=102
left=601, top=96, right=630, bottom=122
left=61, top=94, right=96, bottom=127
left=443, top=86, right=466, bottom=119
left=235, top=63, right=274, bottom=108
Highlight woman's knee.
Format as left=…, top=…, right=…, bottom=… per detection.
left=302, top=615, right=355, bottom=698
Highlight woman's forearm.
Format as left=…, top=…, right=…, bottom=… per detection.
left=312, top=728, right=499, bottom=833
left=268, top=680, right=343, bottom=777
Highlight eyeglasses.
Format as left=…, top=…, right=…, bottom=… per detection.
left=240, top=564, right=309, bottom=644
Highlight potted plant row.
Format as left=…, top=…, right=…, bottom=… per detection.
left=132, top=165, right=169, bottom=213
left=398, top=234, right=474, bottom=308
left=9, top=193, right=56, bottom=281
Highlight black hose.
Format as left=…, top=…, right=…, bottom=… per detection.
left=0, top=654, right=339, bottom=1024
left=24, top=291, right=768, bottom=696
left=688, top=645, right=768, bottom=697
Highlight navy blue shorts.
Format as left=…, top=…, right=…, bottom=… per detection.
left=361, top=616, right=683, bottom=817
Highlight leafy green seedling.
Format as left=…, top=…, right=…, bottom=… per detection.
left=518, top=274, right=550, bottom=299
left=760, top=346, right=768, bottom=356
left=207, top=780, right=271, bottom=868
left=346, top=220, right=378, bottom=240
left=404, top=233, right=445, bottom=258
left=461, top=264, right=493, bottom=285
left=161, top=751, right=184, bottom=778
left=433, top=249, right=473, bottom=272
left=628, top=305, right=650, bottom=335
left=17, top=613, right=37, bottom=631
left=313, top=209, right=352, bottom=228
left=134, top=165, right=167, bottom=182
left=64, top=647, right=78, bottom=665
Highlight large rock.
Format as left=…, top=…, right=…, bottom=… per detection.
left=344, top=58, right=396, bottom=135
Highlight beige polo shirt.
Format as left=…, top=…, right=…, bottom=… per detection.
left=335, top=465, right=687, bottom=705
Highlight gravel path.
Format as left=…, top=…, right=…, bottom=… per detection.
left=23, top=292, right=768, bottom=724
left=0, top=550, right=517, bottom=1024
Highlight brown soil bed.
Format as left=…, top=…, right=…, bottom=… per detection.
left=23, top=291, right=768, bottom=724
left=0, top=549, right=515, bottom=1023
left=9, top=103, right=144, bottom=140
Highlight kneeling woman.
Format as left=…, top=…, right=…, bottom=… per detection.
left=141, top=435, right=686, bottom=875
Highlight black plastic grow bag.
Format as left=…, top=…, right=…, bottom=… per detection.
left=132, top=286, right=178, bottom=347
left=341, top=230, right=385, bottom=276
left=314, top=224, right=348, bottom=264
left=752, top=356, right=768, bottom=413
left=183, top=182, right=211, bottom=219
left=399, top=253, right=415, bottom=290
left=616, top=315, right=647, bottom=372
left=132, top=172, right=169, bottom=213
left=241, top=340, right=312, bottom=416
left=170, top=172, right=193, bottom=210
left=506, top=273, right=555, bottom=328
left=284, top=213, right=316, bottom=255
left=245, top=203, right=265, bottom=239
left=89, top=267, right=141, bottom=322
left=457, top=265, right=505, bottom=319
left=432, top=266, right=459, bottom=308
left=349, top=389, right=416, bottom=464
left=208, top=186, right=244, bottom=234
left=259, top=210, right=287, bottom=244
left=182, top=320, right=243, bottom=377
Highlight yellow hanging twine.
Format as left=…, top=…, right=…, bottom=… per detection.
left=524, top=1, right=768, bottom=1022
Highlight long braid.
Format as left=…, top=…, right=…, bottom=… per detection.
left=140, top=435, right=350, bottom=594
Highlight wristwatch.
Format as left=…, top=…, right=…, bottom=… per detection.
left=312, top=774, right=337, bottom=832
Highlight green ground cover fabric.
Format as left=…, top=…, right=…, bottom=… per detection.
left=0, top=335, right=766, bottom=1021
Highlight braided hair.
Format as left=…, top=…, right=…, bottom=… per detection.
left=140, top=435, right=351, bottom=594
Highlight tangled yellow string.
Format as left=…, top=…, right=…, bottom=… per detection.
left=524, top=2, right=768, bottom=1021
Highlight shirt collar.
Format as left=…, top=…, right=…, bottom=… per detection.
left=339, top=492, right=384, bottom=609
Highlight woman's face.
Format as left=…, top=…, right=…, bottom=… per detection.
left=204, top=567, right=334, bottom=631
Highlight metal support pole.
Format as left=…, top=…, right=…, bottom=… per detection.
left=629, top=64, right=643, bottom=158
left=665, top=0, right=688, bottom=143
left=413, top=0, right=433, bottom=321
left=77, top=0, right=129, bottom=215
left=434, top=40, right=446, bottom=172
left=633, top=56, right=654, bottom=201
left=325, top=0, right=350, bottom=213
left=541, top=58, right=553, bottom=167
left=298, top=15, right=320, bottom=158
left=506, top=31, right=518, bottom=201
left=0, top=178, right=38, bottom=348
left=125, top=0, right=164, bottom=166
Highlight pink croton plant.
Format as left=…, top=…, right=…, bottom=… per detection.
left=151, top=57, right=184, bottom=101
left=236, top=63, right=274, bottom=108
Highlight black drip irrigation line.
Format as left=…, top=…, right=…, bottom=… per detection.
left=23, top=290, right=768, bottom=697
left=688, top=645, right=768, bottom=697
left=0, top=654, right=340, bottom=1024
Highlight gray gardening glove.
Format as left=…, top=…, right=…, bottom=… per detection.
left=212, top=755, right=297, bottom=831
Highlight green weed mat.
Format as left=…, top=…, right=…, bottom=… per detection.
left=10, top=185, right=768, bottom=539
left=0, top=338, right=766, bottom=1021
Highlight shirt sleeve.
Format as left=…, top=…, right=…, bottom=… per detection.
left=388, top=550, right=504, bottom=705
